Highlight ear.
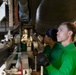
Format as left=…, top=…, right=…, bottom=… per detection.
left=68, top=31, right=73, bottom=36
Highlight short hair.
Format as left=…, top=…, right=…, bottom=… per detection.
left=60, top=22, right=76, bottom=40
left=46, top=28, right=57, bottom=41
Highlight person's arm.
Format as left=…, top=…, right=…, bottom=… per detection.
left=43, top=45, right=51, bottom=61
left=46, top=52, right=75, bottom=75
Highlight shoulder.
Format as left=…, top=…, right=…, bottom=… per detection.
left=53, top=42, right=64, bottom=50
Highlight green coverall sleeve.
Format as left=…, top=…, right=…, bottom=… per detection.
left=43, top=45, right=51, bottom=61
left=46, top=52, right=76, bottom=75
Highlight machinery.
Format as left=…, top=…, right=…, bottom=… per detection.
left=4, top=52, right=32, bottom=75
left=0, top=25, right=41, bottom=75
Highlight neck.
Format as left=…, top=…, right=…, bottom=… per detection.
left=49, top=40, right=56, bottom=48
left=61, top=38, right=73, bottom=47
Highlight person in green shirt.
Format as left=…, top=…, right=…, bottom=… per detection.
left=43, top=28, right=58, bottom=61
left=37, top=22, right=76, bottom=75
left=41, top=28, right=64, bottom=75
left=43, top=28, right=64, bottom=64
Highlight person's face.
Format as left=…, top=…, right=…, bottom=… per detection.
left=57, top=24, right=70, bottom=43
left=44, top=35, right=50, bottom=44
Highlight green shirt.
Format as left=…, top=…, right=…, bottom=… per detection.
left=43, top=45, right=51, bottom=61
left=51, top=43, right=64, bottom=64
left=43, top=42, right=64, bottom=75
left=46, top=42, right=76, bottom=75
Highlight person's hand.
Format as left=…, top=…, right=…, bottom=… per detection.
left=37, top=53, right=50, bottom=67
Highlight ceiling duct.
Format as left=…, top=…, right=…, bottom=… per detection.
left=18, top=0, right=41, bottom=24
left=18, top=0, right=30, bottom=23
